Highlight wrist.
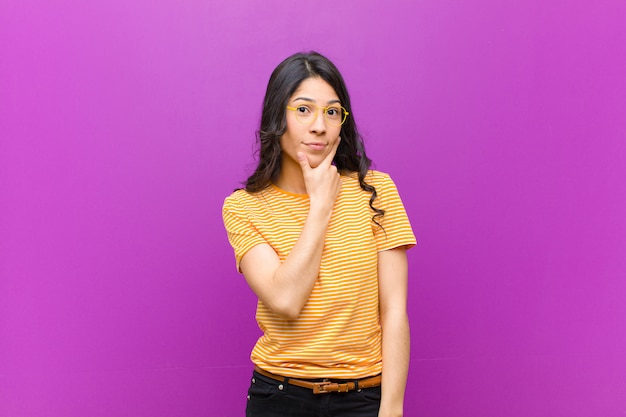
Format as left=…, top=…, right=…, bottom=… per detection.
left=378, top=405, right=403, bottom=417
left=307, top=200, right=334, bottom=221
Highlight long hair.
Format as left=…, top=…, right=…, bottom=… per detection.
left=244, top=51, right=384, bottom=224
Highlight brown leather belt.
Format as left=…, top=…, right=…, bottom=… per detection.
left=254, top=366, right=381, bottom=394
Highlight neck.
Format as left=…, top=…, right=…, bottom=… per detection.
left=274, top=158, right=307, bottom=195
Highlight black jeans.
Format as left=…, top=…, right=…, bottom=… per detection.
left=246, top=370, right=381, bottom=417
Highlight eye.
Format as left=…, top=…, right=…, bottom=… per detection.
left=296, top=105, right=311, bottom=114
left=326, top=107, right=341, bottom=118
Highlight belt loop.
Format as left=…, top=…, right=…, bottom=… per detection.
left=355, top=380, right=359, bottom=391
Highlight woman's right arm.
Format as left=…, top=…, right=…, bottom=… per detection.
left=240, top=141, right=341, bottom=320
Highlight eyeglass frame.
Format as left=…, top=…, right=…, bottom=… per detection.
left=285, top=104, right=350, bottom=127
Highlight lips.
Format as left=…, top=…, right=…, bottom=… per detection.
left=303, top=142, right=327, bottom=151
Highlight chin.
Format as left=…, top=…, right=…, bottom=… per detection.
left=307, top=159, right=324, bottom=169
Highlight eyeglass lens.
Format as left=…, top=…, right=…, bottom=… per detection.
left=293, top=105, right=347, bottom=126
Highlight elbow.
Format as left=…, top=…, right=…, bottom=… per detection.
left=277, top=309, right=301, bottom=321
left=268, top=299, right=303, bottom=321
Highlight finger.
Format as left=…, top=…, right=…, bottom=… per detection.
left=321, top=136, right=341, bottom=167
left=297, top=151, right=311, bottom=172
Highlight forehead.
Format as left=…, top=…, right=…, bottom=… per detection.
left=290, top=77, right=339, bottom=102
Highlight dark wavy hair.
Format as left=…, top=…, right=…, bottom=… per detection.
left=244, top=51, right=384, bottom=224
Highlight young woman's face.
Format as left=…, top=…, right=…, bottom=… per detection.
left=280, top=77, right=343, bottom=171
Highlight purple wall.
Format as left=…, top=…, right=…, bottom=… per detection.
left=1, top=1, right=625, bottom=416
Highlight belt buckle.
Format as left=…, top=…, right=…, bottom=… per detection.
left=312, top=380, right=333, bottom=394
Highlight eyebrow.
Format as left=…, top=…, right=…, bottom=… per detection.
left=292, top=97, right=342, bottom=105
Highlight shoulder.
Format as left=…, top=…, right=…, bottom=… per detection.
left=223, top=188, right=267, bottom=213
left=341, top=170, right=392, bottom=184
left=223, top=189, right=247, bottom=209
left=339, top=170, right=397, bottom=196
left=364, top=170, right=395, bottom=188
left=223, top=186, right=286, bottom=219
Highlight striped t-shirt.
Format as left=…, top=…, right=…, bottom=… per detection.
left=222, top=170, right=416, bottom=379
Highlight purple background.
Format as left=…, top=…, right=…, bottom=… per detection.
left=1, top=1, right=625, bottom=416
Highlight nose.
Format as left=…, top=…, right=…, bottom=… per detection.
left=309, top=107, right=327, bottom=134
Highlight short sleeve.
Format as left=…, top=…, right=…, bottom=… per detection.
left=222, top=193, right=267, bottom=272
left=371, top=173, right=417, bottom=252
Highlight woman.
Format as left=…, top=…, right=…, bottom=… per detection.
left=222, top=51, right=416, bottom=417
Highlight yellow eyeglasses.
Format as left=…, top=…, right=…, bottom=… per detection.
left=286, top=104, right=350, bottom=127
